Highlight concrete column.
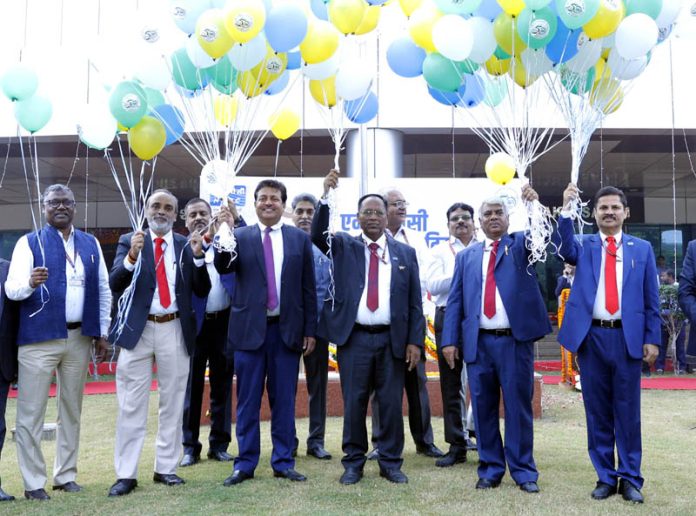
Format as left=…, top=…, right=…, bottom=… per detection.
left=346, top=128, right=403, bottom=196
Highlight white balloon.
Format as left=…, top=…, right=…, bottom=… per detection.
left=432, top=15, right=474, bottom=61
left=606, top=48, right=648, bottom=80
left=77, top=103, right=117, bottom=150
left=615, top=14, right=659, bottom=60
left=186, top=36, right=216, bottom=68
left=302, top=53, right=340, bottom=80
left=655, top=0, right=683, bottom=28
left=565, top=33, right=602, bottom=73
left=228, top=33, right=267, bottom=71
left=520, top=48, right=553, bottom=76
left=170, top=0, right=210, bottom=35
left=133, top=52, right=171, bottom=90
left=466, top=16, right=497, bottom=64
left=675, top=3, right=696, bottom=39
left=335, top=58, right=373, bottom=101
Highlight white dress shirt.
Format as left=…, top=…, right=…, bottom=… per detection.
left=387, top=225, right=429, bottom=305
left=203, top=244, right=231, bottom=312
left=593, top=230, right=624, bottom=320
left=356, top=233, right=392, bottom=325
left=426, top=236, right=477, bottom=307
left=479, top=237, right=511, bottom=329
left=5, top=226, right=112, bottom=336
left=258, top=221, right=284, bottom=317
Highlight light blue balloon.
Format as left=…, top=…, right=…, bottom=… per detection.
left=265, top=70, right=290, bottom=95
left=474, top=0, right=502, bottom=21
left=556, top=0, right=600, bottom=29
left=434, top=0, right=482, bottom=14
left=170, top=0, right=209, bottom=35
left=14, top=95, right=53, bottom=133
left=287, top=51, right=302, bottom=70
left=428, top=85, right=460, bottom=106
left=367, top=0, right=390, bottom=4
left=344, top=91, right=378, bottom=124
left=311, top=0, right=329, bottom=21
left=386, top=37, right=426, bottom=78
left=545, top=21, right=580, bottom=64
left=266, top=4, right=308, bottom=53
left=150, top=104, right=185, bottom=145
left=459, top=74, right=485, bottom=108
left=2, top=65, right=39, bottom=102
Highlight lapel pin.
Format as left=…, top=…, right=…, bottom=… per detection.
left=398, top=265, right=406, bottom=270
left=505, top=245, right=509, bottom=256
left=627, top=241, right=634, bottom=246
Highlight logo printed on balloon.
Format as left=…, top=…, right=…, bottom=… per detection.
left=234, top=14, right=253, bottom=31
left=565, top=0, right=585, bottom=16
left=496, top=187, right=518, bottom=211
left=605, top=0, right=620, bottom=11
left=576, top=32, right=589, bottom=49
left=141, top=28, right=160, bottom=43
left=691, top=2, right=696, bottom=16
left=172, top=6, right=186, bottom=19
left=530, top=19, right=550, bottom=39
left=122, top=94, right=142, bottom=112
left=265, top=57, right=283, bottom=74
left=201, top=27, right=218, bottom=42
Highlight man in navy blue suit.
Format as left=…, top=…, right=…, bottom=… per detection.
left=679, top=258, right=696, bottom=360
left=312, top=170, right=423, bottom=485
left=555, top=183, right=660, bottom=504
left=215, top=179, right=317, bottom=486
left=441, top=184, right=551, bottom=494
left=0, top=259, right=18, bottom=502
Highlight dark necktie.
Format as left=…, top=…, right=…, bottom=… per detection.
left=367, top=243, right=379, bottom=312
left=483, top=240, right=499, bottom=319
left=154, top=237, right=171, bottom=308
left=605, top=236, right=619, bottom=314
left=263, top=227, right=279, bottom=311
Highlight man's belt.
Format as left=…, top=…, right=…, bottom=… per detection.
left=147, top=312, right=179, bottom=323
left=479, top=328, right=512, bottom=336
left=205, top=308, right=230, bottom=320
left=354, top=323, right=390, bottom=334
left=592, top=319, right=622, bottom=328
left=267, top=315, right=280, bottom=324
left=66, top=322, right=82, bottom=330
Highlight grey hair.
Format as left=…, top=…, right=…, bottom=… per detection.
left=378, top=186, right=402, bottom=198
left=479, top=196, right=509, bottom=216
left=291, top=192, right=318, bottom=210
left=42, top=184, right=74, bottom=202
left=148, top=188, right=178, bottom=212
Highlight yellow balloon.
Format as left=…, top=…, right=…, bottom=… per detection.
left=355, top=5, right=381, bottom=35
left=497, top=0, right=525, bottom=16
left=485, top=55, right=511, bottom=76
left=214, top=95, right=239, bottom=126
left=590, top=78, right=623, bottom=114
left=196, top=9, right=235, bottom=59
left=509, top=57, right=536, bottom=88
left=593, top=58, right=609, bottom=83
left=224, top=0, right=266, bottom=44
left=328, top=0, right=368, bottom=35
left=493, top=12, right=527, bottom=57
left=309, top=77, right=337, bottom=107
left=269, top=108, right=300, bottom=140
left=300, top=21, right=340, bottom=64
left=399, top=0, right=422, bottom=17
left=251, top=49, right=288, bottom=88
left=128, top=116, right=166, bottom=161
left=237, top=71, right=265, bottom=98
left=583, top=0, right=625, bottom=39
left=408, top=4, right=442, bottom=52
left=485, top=152, right=516, bottom=185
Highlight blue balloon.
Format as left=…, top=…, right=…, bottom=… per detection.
left=287, top=51, right=302, bottom=70
left=386, top=37, right=426, bottom=78
left=474, top=0, right=502, bottom=21
left=265, top=70, right=290, bottom=95
left=150, top=104, right=185, bottom=146
left=428, top=85, right=461, bottom=106
left=367, top=0, right=389, bottom=4
left=344, top=91, right=378, bottom=124
left=310, top=0, right=329, bottom=21
left=266, top=4, right=308, bottom=52
left=458, top=75, right=485, bottom=108
left=545, top=21, right=580, bottom=65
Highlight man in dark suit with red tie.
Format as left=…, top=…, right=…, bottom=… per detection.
left=215, top=179, right=317, bottom=486
left=441, top=184, right=551, bottom=494
left=0, top=258, right=18, bottom=502
left=312, top=170, right=423, bottom=485
left=555, top=184, right=660, bottom=504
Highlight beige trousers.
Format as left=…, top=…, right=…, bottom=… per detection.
left=15, top=329, right=92, bottom=490
left=114, top=319, right=190, bottom=479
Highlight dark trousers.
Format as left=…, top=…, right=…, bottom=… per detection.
left=233, top=321, right=301, bottom=474
left=655, top=325, right=687, bottom=371
left=578, top=327, right=643, bottom=489
left=338, top=327, right=405, bottom=471
left=469, top=332, right=537, bottom=485
left=295, top=337, right=329, bottom=450
left=434, top=307, right=466, bottom=452
left=0, top=377, right=8, bottom=459
left=182, top=310, right=234, bottom=456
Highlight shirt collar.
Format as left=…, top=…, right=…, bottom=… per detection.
left=149, top=229, right=173, bottom=246
left=599, top=230, right=623, bottom=245
left=362, top=233, right=387, bottom=249
left=450, top=235, right=476, bottom=248
left=386, top=226, right=406, bottom=238
left=258, top=221, right=283, bottom=232
left=484, top=236, right=501, bottom=249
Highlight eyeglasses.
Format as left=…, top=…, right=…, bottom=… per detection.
left=359, top=209, right=385, bottom=217
left=449, top=215, right=472, bottom=222
left=388, top=201, right=409, bottom=209
left=44, top=199, right=76, bottom=209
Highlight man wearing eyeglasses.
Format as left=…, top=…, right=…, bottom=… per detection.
left=425, top=203, right=477, bottom=468
left=5, top=185, right=112, bottom=500
left=312, top=170, right=423, bottom=485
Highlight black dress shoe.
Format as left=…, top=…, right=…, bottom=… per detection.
left=52, top=481, right=82, bottom=492
left=307, top=446, right=332, bottom=460
left=291, top=448, right=298, bottom=457
left=24, top=489, right=50, bottom=500
left=207, top=450, right=234, bottom=462
left=223, top=470, right=253, bottom=486
left=366, top=448, right=380, bottom=460
left=519, top=481, right=540, bottom=493
left=0, top=486, right=14, bottom=501
left=618, top=479, right=644, bottom=503
left=153, top=473, right=185, bottom=486
left=180, top=453, right=200, bottom=467
left=416, top=443, right=445, bottom=458
left=108, top=479, right=137, bottom=497
left=436, top=450, right=467, bottom=468
left=339, top=468, right=363, bottom=485
left=591, top=481, right=617, bottom=500
left=475, top=478, right=501, bottom=489
left=379, top=468, right=408, bottom=484
left=273, top=469, right=307, bottom=482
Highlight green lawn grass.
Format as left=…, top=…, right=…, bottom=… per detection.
left=1, top=386, right=694, bottom=515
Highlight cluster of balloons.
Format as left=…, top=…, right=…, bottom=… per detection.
left=1, top=65, right=53, bottom=134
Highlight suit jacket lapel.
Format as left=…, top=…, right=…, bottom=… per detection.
left=622, top=235, right=632, bottom=287
left=173, top=235, right=184, bottom=293
left=472, top=242, right=484, bottom=313
left=386, top=236, right=401, bottom=294
left=251, top=225, right=266, bottom=277
left=353, top=234, right=366, bottom=288
left=590, top=234, right=601, bottom=286
left=142, top=233, right=156, bottom=284
left=495, top=234, right=512, bottom=269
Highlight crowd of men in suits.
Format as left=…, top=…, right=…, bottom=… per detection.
left=0, top=172, right=687, bottom=504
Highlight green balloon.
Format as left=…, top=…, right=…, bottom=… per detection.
left=14, top=95, right=52, bottom=133
left=422, top=53, right=463, bottom=92
left=212, top=80, right=238, bottom=95
left=109, top=81, right=148, bottom=129
left=203, top=56, right=237, bottom=88
left=626, top=0, right=662, bottom=19
left=556, top=0, right=600, bottom=29
left=2, top=65, right=39, bottom=102
left=144, top=87, right=165, bottom=108
left=434, top=0, right=483, bottom=15
left=560, top=65, right=594, bottom=95
left=483, top=77, right=508, bottom=107
left=455, top=59, right=480, bottom=75
left=171, top=48, right=205, bottom=91
left=494, top=46, right=511, bottom=60
left=517, top=7, right=558, bottom=50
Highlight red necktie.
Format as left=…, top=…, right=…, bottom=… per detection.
left=154, top=237, right=171, bottom=308
left=605, top=236, right=619, bottom=314
left=367, top=243, right=379, bottom=312
left=483, top=241, right=499, bottom=319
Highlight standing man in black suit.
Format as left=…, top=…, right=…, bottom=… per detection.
left=108, top=189, right=211, bottom=497
left=215, top=179, right=317, bottom=486
left=0, top=258, right=18, bottom=502
left=312, top=170, right=424, bottom=485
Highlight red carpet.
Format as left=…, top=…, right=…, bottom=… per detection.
left=7, top=381, right=157, bottom=399
left=541, top=375, right=696, bottom=390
